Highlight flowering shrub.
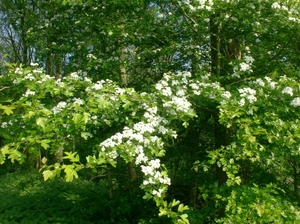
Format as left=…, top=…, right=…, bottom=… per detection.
left=0, top=65, right=197, bottom=223
left=2, top=60, right=300, bottom=222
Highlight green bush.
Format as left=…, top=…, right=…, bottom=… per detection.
left=0, top=170, right=164, bottom=223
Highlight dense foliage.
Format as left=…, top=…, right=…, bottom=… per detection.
left=1, top=0, right=300, bottom=223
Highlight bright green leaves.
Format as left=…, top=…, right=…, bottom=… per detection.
left=72, top=112, right=90, bottom=127
left=42, top=170, right=53, bottom=181
left=42, top=153, right=83, bottom=182
left=178, top=203, right=189, bottom=213
left=171, top=199, right=180, bottom=208
left=36, top=117, right=47, bottom=130
left=0, top=143, right=26, bottom=164
left=63, top=152, right=80, bottom=163
left=63, top=165, right=79, bottom=182
left=0, top=104, right=15, bottom=115
left=218, top=184, right=300, bottom=223
left=157, top=200, right=190, bottom=224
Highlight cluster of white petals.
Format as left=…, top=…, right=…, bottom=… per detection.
left=52, top=101, right=67, bottom=114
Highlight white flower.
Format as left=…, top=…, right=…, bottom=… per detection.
left=239, top=98, right=245, bottom=106
left=15, top=68, right=23, bottom=74
left=247, top=95, right=257, bottom=103
left=271, top=2, right=280, bottom=9
left=248, top=108, right=254, bottom=115
left=149, top=159, right=160, bottom=169
left=52, top=101, right=67, bottom=114
left=70, top=72, right=79, bottom=79
left=24, top=73, right=35, bottom=81
left=161, top=87, right=172, bottom=96
left=152, top=189, right=163, bottom=197
left=158, top=125, right=167, bottom=134
left=254, top=78, right=265, bottom=86
left=155, top=83, right=163, bottom=90
left=176, top=89, right=185, bottom=97
left=141, top=165, right=154, bottom=176
left=91, top=81, right=104, bottom=90
left=244, top=56, right=254, bottom=63
left=116, top=88, right=125, bottom=95
left=84, top=77, right=91, bottom=82
left=222, top=91, right=231, bottom=99
left=172, top=80, right=179, bottom=86
left=73, top=98, right=84, bottom=105
left=282, top=87, right=293, bottom=96
left=136, top=151, right=148, bottom=164
left=291, top=97, right=300, bottom=107
left=1, top=122, right=8, bottom=128
left=240, top=62, right=251, bottom=72
left=190, top=83, right=199, bottom=90
left=23, top=89, right=36, bottom=97
left=87, top=54, right=97, bottom=59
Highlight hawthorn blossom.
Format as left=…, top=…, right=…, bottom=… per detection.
left=1, top=122, right=8, bottom=128
left=244, top=56, right=254, bottom=63
left=282, top=87, right=293, bottom=96
left=254, top=78, right=265, bottom=86
left=149, top=159, right=160, bottom=169
left=24, top=73, right=35, bottom=81
left=239, top=98, right=245, bottom=106
left=222, top=91, right=231, bottom=99
left=161, top=87, right=172, bottom=96
left=291, top=97, right=300, bottom=107
left=271, top=2, right=280, bottom=9
left=152, top=189, right=163, bottom=197
left=240, top=62, right=251, bottom=72
left=52, top=101, right=67, bottom=114
left=23, top=89, right=36, bottom=97
left=141, top=165, right=155, bottom=176
left=73, top=98, right=84, bottom=105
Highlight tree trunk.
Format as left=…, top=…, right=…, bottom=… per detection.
left=210, top=14, right=221, bottom=77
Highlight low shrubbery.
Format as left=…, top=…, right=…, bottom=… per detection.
left=0, top=170, right=167, bottom=224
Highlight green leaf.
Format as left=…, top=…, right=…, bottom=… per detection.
left=81, top=132, right=89, bottom=140
left=63, top=152, right=80, bottom=163
left=178, top=204, right=189, bottom=213
left=0, top=152, right=5, bottom=164
left=43, top=170, right=53, bottom=181
left=1, top=145, right=10, bottom=155
left=36, top=117, right=47, bottom=130
left=8, top=149, right=25, bottom=163
left=179, top=214, right=190, bottom=224
left=158, top=207, right=168, bottom=217
left=39, top=139, right=51, bottom=149
left=0, top=104, right=15, bottom=115
left=64, top=165, right=78, bottom=182
left=171, top=199, right=180, bottom=207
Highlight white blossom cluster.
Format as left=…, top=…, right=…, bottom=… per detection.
left=98, top=72, right=196, bottom=198
left=254, top=78, right=265, bottom=87
left=23, top=89, right=36, bottom=97
left=24, top=73, right=35, bottom=81
left=232, top=55, right=254, bottom=78
left=264, top=77, right=277, bottom=89
left=238, top=87, right=257, bottom=106
left=73, top=98, right=84, bottom=105
left=291, top=97, right=300, bottom=107
left=1, top=120, right=13, bottom=129
left=282, top=87, right=293, bottom=96
left=52, top=101, right=67, bottom=114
